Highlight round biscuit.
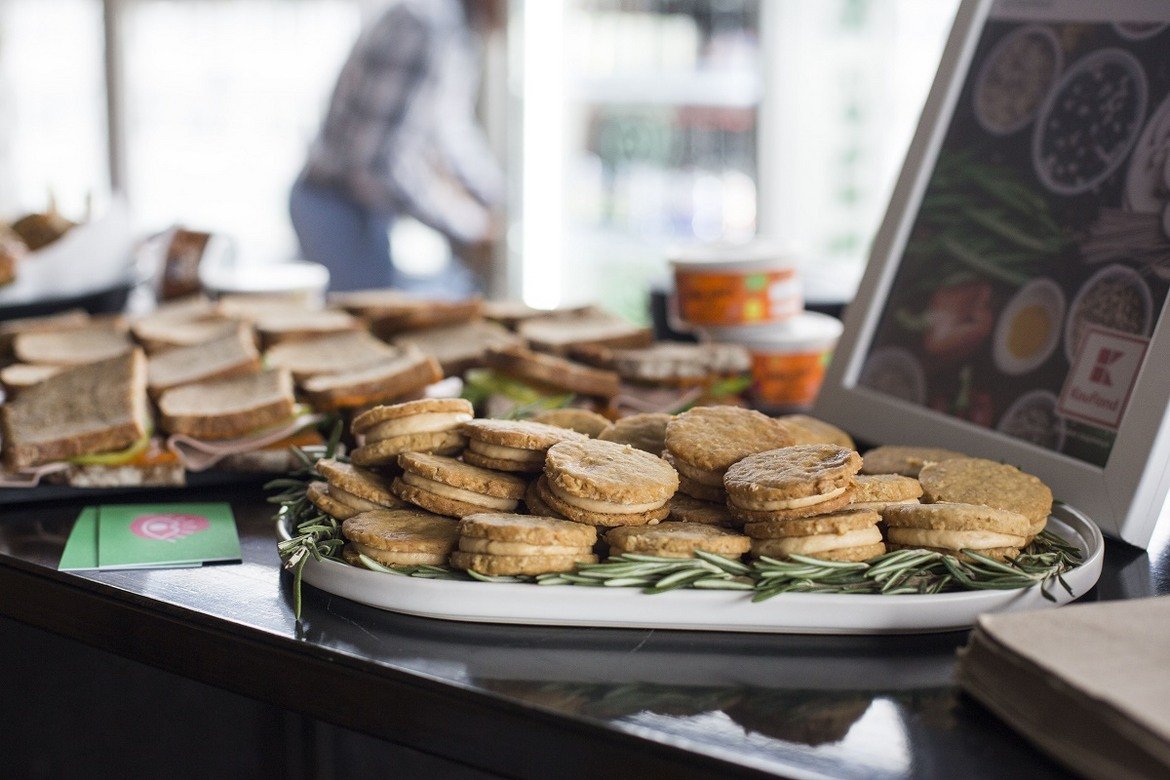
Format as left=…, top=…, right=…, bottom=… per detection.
left=860, top=445, right=965, bottom=477
left=743, top=509, right=880, bottom=539
left=667, top=451, right=726, bottom=486
left=598, top=413, right=672, bottom=454
left=306, top=481, right=361, bottom=520
left=675, top=472, right=727, bottom=503
left=524, top=480, right=566, bottom=518
left=397, top=452, right=526, bottom=499
left=458, top=538, right=592, bottom=556
left=668, top=493, right=734, bottom=526
left=350, top=431, right=465, bottom=466
left=315, top=458, right=399, bottom=506
left=664, top=406, right=793, bottom=473
left=390, top=477, right=510, bottom=519
left=351, top=398, right=473, bottom=433
left=450, top=549, right=597, bottom=576
left=852, top=474, right=923, bottom=504
left=728, top=486, right=857, bottom=524
left=917, top=458, right=1052, bottom=524
left=777, top=414, right=855, bottom=449
left=458, top=511, right=597, bottom=546
left=531, top=408, right=613, bottom=437
left=605, top=522, right=750, bottom=557
left=342, top=544, right=449, bottom=567
left=881, top=502, right=1031, bottom=537
left=341, top=508, right=458, bottom=554
left=460, top=418, right=587, bottom=450
left=723, top=445, right=862, bottom=502
left=545, top=438, right=678, bottom=504
left=751, top=540, right=886, bottom=562
left=537, top=476, right=669, bottom=527
left=462, top=448, right=544, bottom=473
left=886, top=543, right=1020, bottom=563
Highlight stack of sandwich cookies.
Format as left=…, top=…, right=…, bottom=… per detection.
left=460, top=419, right=586, bottom=473
left=530, top=408, right=613, bottom=438
left=349, top=398, right=471, bottom=466
left=392, top=452, right=526, bottom=518
left=882, top=503, right=1031, bottom=561
left=605, top=522, right=749, bottom=559
left=744, top=510, right=885, bottom=562
left=777, top=415, right=855, bottom=449
left=723, top=444, right=862, bottom=524
left=538, top=438, right=677, bottom=527
left=451, top=512, right=597, bottom=575
left=860, top=445, right=965, bottom=477
left=663, top=406, right=793, bottom=504
left=313, top=458, right=406, bottom=520
left=597, top=412, right=672, bottom=454
left=917, top=457, right=1052, bottom=541
left=341, top=508, right=458, bottom=567
left=849, top=474, right=923, bottom=512
left=523, top=480, right=565, bottom=519
left=667, top=492, right=734, bottom=526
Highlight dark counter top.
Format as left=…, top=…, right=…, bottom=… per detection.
left=1, top=485, right=1166, bottom=778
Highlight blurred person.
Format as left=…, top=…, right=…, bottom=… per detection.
left=290, top=0, right=504, bottom=293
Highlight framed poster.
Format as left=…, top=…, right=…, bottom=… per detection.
left=816, top=0, right=1170, bottom=548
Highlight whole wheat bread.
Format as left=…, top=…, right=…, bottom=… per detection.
left=302, top=349, right=442, bottom=410
left=13, top=327, right=134, bottom=366
left=517, top=308, right=653, bottom=355
left=264, top=330, right=399, bottom=383
left=1, top=350, right=150, bottom=470
left=392, top=319, right=520, bottom=375
left=147, top=326, right=260, bottom=395
left=158, top=368, right=296, bottom=440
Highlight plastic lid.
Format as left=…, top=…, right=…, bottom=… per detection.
left=200, top=260, right=330, bottom=295
left=704, top=311, right=844, bottom=352
left=668, top=240, right=799, bottom=272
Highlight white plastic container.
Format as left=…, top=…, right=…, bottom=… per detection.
left=709, top=311, right=843, bottom=412
left=669, top=242, right=801, bottom=329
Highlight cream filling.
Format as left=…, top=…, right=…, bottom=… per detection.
left=753, top=526, right=881, bottom=555
left=351, top=542, right=446, bottom=565
left=850, top=498, right=920, bottom=511
left=548, top=481, right=666, bottom=515
left=732, top=485, right=848, bottom=512
left=459, top=538, right=591, bottom=556
left=887, top=528, right=1026, bottom=550
left=401, top=471, right=517, bottom=511
left=467, top=439, right=544, bottom=463
left=330, top=485, right=388, bottom=512
left=670, top=457, right=725, bottom=487
left=365, top=412, right=472, bottom=442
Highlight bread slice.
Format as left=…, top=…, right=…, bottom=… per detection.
left=0, top=363, right=64, bottom=397
left=254, top=309, right=360, bottom=349
left=13, top=327, right=134, bottom=366
left=158, top=368, right=297, bottom=440
left=485, top=343, right=620, bottom=398
left=264, top=330, right=399, bottom=383
left=302, top=349, right=442, bottom=410
left=391, top=319, right=520, bottom=375
left=0, top=308, right=90, bottom=356
left=130, top=295, right=239, bottom=352
left=147, top=326, right=261, bottom=395
left=215, top=293, right=319, bottom=321
left=517, top=307, right=653, bottom=355
left=330, top=289, right=482, bottom=336
left=1, top=350, right=150, bottom=470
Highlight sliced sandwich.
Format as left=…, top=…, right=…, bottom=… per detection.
left=130, top=295, right=239, bottom=352
left=330, top=288, right=482, bottom=337
left=0, top=363, right=65, bottom=398
left=517, top=307, right=653, bottom=356
left=0, top=308, right=90, bottom=357
left=12, top=326, right=134, bottom=366
left=147, top=325, right=261, bottom=396
left=263, top=330, right=400, bottom=383
left=391, top=319, right=520, bottom=375
left=253, top=308, right=360, bottom=349
left=301, top=347, right=443, bottom=411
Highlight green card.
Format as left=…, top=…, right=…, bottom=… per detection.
left=95, top=502, right=241, bottom=570
left=58, top=507, right=100, bottom=571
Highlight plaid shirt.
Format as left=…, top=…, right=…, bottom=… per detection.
left=303, top=0, right=501, bottom=244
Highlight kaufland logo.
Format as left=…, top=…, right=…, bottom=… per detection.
left=1058, top=327, right=1148, bottom=431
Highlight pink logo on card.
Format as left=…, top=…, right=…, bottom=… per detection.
left=1058, top=327, right=1149, bottom=431
left=130, top=513, right=210, bottom=542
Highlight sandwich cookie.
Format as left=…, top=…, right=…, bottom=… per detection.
left=350, top=398, right=472, bottom=466
left=777, top=415, right=855, bottom=450
left=538, top=438, right=677, bottom=527
left=597, top=412, right=672, bottom=454
left=917, top=457, right=1052, bottom=541
left=530, top=408, right=613, bottom=438
left=605, top=522, right=750, bottom=559
left=305, top=481, right=361, bottom=520
left=723, top=444, right=862, bottom=524
left=860, top=445, right=965, bottom=477
left=451, top=512, right=597, bottom=575
left=664, top=406, right=793, bottom=503
left=524, top=479, right=566, bottom=519
left=460, top=419, right=587, bottom=473
left=315, top=458, right=407, bottom=514
left=849, top=474, right=923, bottom=512
left=667, top=492, right=735, bottom=526
left=341, top=508, right=458, bottom=567
left=882, top=502, right=1031, bottom=562
left=392, top=452, right=527, bottom=518
left=744, top=509, right=885, bottom=562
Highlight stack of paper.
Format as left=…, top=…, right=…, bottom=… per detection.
left=59, top=503, right=241, bottom=571
left=957, top=597, right=1170, bottom=779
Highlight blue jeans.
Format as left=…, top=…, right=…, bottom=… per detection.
left=289, top=177, right=397, bottom=292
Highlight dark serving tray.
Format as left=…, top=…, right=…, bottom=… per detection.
left=0, top=470, right=271, bottom=507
